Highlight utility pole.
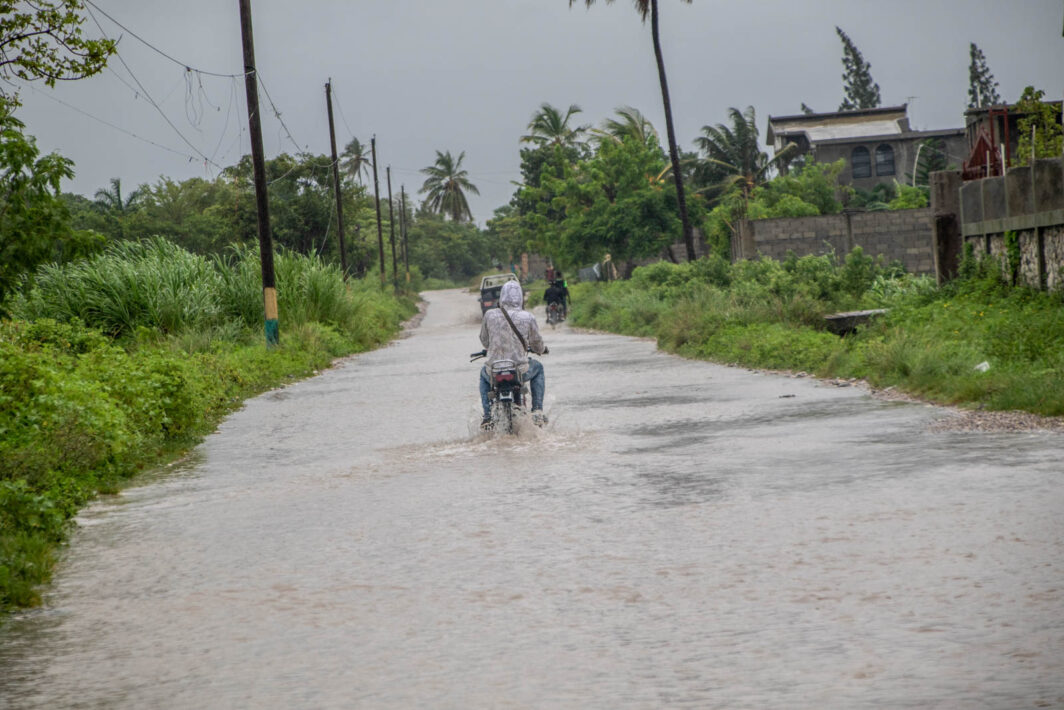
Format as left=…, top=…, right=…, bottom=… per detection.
left=386, top=166, right=398, bottom=289
left=238, top=0, right=278, bottom=346
left=400, top=185, right=410, bottom=283
left=370, top=136, right=385, bottom=287
left=324, top=78, right=348, bottom=278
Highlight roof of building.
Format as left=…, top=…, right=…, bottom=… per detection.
left=767, top=105, right=909, bottom=146
left=811, top=127, right=965, bottom=147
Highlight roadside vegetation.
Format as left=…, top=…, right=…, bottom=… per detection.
left=1, top=239, right=415, bottom=613
left=569, top=249, right=1064, bottom=417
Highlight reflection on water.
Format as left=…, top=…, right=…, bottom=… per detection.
left=1, top=290, right=1062, bottom=710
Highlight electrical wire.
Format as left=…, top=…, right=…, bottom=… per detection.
left=83, top=3, right=222, bottom=172
left=83, top=0, right=248, bottom=78
left=22, top=83, right=198, bottom=161
left=255, top=71, right=306, bottom=155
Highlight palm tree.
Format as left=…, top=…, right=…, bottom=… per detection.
left=341, top=137, right=372, bottom=184
left=572, top=0, right=696, bottom=261
left=93, top=177, right=141, bottom=213
left=521, top=102, right=589, bottom=148
left=419, top=150, right=480, bottom=222
left=694, top=106, right=796, bottom=203
left=593, top=105, right=659, bottom=146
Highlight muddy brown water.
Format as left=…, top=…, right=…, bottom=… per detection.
left=1, top=289, right=1062, bottom=709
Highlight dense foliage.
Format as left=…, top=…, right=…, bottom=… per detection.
left=0, top=105, right=103, bottom=308
left=1014, top=86, right=1064, bottom=167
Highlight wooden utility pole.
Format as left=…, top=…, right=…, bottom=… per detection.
left=400, top=185, right=410, bottom=283
left=324, top=79, right=348, bottom=278
left=386, top=166, right=398, bottom=288
left=238, top=0, right=278, bottom=345
left=370, top=136, right=386, bottom=286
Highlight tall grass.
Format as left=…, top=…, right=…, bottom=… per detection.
left=15, top=238, right=415, bottom=350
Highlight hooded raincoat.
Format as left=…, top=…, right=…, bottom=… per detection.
left=479, top=280, right=545, bottom=373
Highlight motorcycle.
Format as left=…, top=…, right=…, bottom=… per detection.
left=471, top=349, right=528, bottom=434
left=546, top=301, right=564, bottom=327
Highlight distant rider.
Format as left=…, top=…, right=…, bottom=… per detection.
left=479, top=280, right=548, bottom=428
left=543, top=278, right=570, bottom=319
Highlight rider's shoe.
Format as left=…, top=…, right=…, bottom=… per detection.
left=532, top=411, right=548, bottom=427
left=480, top=416, right=493, bottom=431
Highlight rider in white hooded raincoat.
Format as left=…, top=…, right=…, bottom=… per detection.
left=478, top=280, right=547, bottom=424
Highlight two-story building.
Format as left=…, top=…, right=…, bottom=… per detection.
left=766, top=105, right=966, bottom=191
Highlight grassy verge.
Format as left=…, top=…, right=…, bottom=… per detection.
left=569, top=250, right=1064, bottom=416
left=1, top=239, right=416, bottom=614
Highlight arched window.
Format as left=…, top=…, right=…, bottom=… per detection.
left=875, top=144, right=895, bottom=176
left=851, top=146, right=871, bottom=178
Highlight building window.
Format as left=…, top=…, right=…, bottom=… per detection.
left=875, top=144, right=895, bottom=176
left=851, top=146, right=871, bottom=178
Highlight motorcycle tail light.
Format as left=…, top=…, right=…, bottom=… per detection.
left=495, top=372, right=515, bottom=382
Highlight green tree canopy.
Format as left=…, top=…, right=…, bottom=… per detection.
left=0, top=0, right=115, bottom=101
left=1015, top=86, right=1063, bottom=167
left=419, top=150, right=479, bottom=222
left=694, top=106, right=795, bottom=205
left=541, top=134, right=680, bottom=270
left=836, top=26, right=881, bottom=111
left=521, top=102, right=590, bottom=149
left=0, top=106, right=102, bottom=307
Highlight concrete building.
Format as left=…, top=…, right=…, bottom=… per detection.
left=766, top=105, right=966, bottom=191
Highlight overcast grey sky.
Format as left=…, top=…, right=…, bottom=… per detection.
left=14, top=0, right=1064, bottom=224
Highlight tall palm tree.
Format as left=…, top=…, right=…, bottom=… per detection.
left=521, top=102, right=589, bottom=148
left=572, top=0, right=696, bottom=261
left=593, top=105, right=659, bottom=146
left=341, top=137, right=372, bottom=184
left=93, top=177, right=141, bottom=213
left=694, top=106, right=795, bottom=202
left=419, top=150, right=480, bottom=222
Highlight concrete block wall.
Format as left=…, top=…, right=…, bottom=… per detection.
left=747, top=208, right=935, bottom=274
left=959, top=157, right=1064, bottom=291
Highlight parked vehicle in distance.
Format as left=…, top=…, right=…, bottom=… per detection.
left=478, top=273, right=519, bottom=313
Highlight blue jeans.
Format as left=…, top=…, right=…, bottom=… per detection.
left=480, top=359, right=544, bottom=418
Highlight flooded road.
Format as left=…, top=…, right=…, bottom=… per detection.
left=2, top=288, right=1062, bottom=709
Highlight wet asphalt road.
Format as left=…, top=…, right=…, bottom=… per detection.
left=1, top=288, right=1062, bottom=709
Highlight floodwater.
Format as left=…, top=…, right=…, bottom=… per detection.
left=1, top=288, right=1062, bottom=709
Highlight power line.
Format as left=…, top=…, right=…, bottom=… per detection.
left=84, top=4, right=222, bottom=172
left=23, top=83, right=199, bottom=162
left=83, top=0, right=247, bottom=78
left=255, top=71, right=306, bottom=155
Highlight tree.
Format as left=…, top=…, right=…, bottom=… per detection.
left=572, top=0, right=697, bottom=262
left=836, top=27, right=881, bottom=111
left=341, top=137, right=371, bottom=184
left=542, top=134, right=680, bottom=270
left=0, top=106, right=101, bottom=307
left=93, top=177, right=141, bottom=214
left=967, top=43, right=1001, bottom=109
left=521, top=103, right=589, bottom=149
left=593, top=105, right=659, bottom=147
left=0, top=0, right=115, bottom=101
left=694, top=106, right=795, bottom=204
left=1014, top=86, right=1064, bottom=167
left=419, top=150, right=479, bottom=222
